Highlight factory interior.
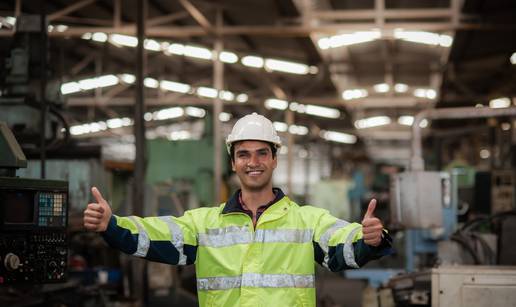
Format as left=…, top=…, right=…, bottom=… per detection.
left=0, top=0, right=516, bottom=306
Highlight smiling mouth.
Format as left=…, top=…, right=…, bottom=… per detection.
left=246, top=170, right=264, bottom=176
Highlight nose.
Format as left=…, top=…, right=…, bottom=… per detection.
left=248, top=153, right=260, bottom=167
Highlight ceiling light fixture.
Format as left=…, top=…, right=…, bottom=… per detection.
left=321, top=130, right=357, bottom=144
left=242, top=55, right=265, bottom=68
left=354, top=116, right=391, bottom=129
left=373, top=83, right=390, bottom=93
left=489, top=97, right=511, bottom=109
left=342, top=89, right=368, bottom=100
left=264, top=58, right=309, bottom=75
left=394, top=29, right=453, bottom=47
left=394, top=83, right=409, bottom=93
left=265, top=98, right=289, bottom=110
left=160, top=80, right=190, bottom=93
left=318, top=31, right=381, bottom=49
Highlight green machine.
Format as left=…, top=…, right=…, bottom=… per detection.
left=146, top=115, right=229, bottom=207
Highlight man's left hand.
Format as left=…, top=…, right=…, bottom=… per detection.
left=361, top=199, right=383, bottom=247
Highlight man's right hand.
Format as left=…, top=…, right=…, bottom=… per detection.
left=83, top=187, right=112, bottom=232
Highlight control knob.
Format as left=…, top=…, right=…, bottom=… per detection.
left=4, top=253, right=21, bottom=271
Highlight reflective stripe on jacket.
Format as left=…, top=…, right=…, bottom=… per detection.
left=102, top=193, right=392, bottom=307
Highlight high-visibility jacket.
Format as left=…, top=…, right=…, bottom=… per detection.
left=102, top=189, right=392, bottom=307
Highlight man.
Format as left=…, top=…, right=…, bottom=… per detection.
left=84, top=112, right=392, bottom=307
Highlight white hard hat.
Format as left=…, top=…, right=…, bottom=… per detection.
left=226, top=112, right=282, bottom=153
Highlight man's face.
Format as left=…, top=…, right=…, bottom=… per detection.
left=231, top=140, right=277, bottom=192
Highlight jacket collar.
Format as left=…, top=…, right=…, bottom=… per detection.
left=222, top=188, right=285, bottom=214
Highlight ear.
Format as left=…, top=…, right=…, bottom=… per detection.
left=231, top=160, right=236, bottom=172
left=272, top=155, right=277, bottom=170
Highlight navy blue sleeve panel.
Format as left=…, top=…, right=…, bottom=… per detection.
left=101, top=215, right=138, bottom=255
left=313, top=241, right=325, bottom=266
left=101, top=216, right=197, bottom=265
left=353, top=230, right=394, bottom=267
left=324, top=230, right=394, bottom=272
left=145, top=242, right=197, bottom=265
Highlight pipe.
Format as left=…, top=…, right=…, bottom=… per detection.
left=40, top=0, right=47, bottom=179
left=411, top=106, right=516, bottom=171
left=213, top=9, right=223, bottom=204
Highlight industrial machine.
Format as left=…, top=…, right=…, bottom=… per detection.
left=0, top=122, right=69, bottom=284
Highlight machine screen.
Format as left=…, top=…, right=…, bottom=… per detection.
left=2, top=191, right=35, bottom=224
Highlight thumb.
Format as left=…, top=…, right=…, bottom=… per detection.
left=363, top=199, right=377, bottom=220
left=91, top=187, right=106, bottom=204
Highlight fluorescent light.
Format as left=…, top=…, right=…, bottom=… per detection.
left=97, top=75, right=119, bottom=87
left=55, top=24, right=68, bottom=32
left=144, top=39, right=161, bottom=51
left=167, top=43, right=185, bottom=55
left=5, top=16, right=16, bottom=26
left=160, top=80, right=190, bottom=93
left=480, top=149, right=490, bottom=159
left=342, top=89, right=368, bottom=100
left=374, top=83, right=390, bottom=93
left=236, top=93, right=248, bottom=103
left=242, top=56, right=264, bottom=68
left=120, top=74, right=136, bottom=84
left=318, top=31, right=381, bottom=49
left=219, top=112, right=232, bottom=122
left=184, top=45, right=212, bottom=60
left=394, top=30, right=453, bottom=47
left=92, top=32, right=108, bottom=42
left=110, top=34, right=138, bottom=47
left=169, top=130, right=191, bottom=140
left=489, top=97, right=511, bottom=108
left=501, top=122, right=511, bottom=131
left=321, top=130, right=357, bottom=144
left=81, top=32, right=92, bottom=40
left=354, top=116, right=391, bottom=129
left=185, top=106, right=206, bottom=118
left=78, top=78, right=98, bottom=90
left=414, top=88, right=437, bottom=99
left=398, top=116, right=428, bottom=128
left=121, top=117, right=133, bottom=126
left=219, top=90, right=235, bottom=101
left=289, top=125, right=309, bottom=135
left=144, top=77, right=159, bottom=88
left=273, top=122, right=288, bottom=132
left=394, top=83, right=409, bottom=93
left=197, top=87, right=218, bottom=98
left=219, top=51, right=238, bottom=63
left=265, top=98, right=289, bottom=110
left=304, top=104, right=340, bottom=119
left=61, top=82, right=81, bottom=94
left=144, top=112, right=153, bottom=121
left=107, top=118, right=124, bottom=128
left=289, top=102, right=306, bottom=113
left=511, top=52, right=516, bottom=65
left=154, top=107, right=184, bottom=120
left=264, top=59, right=309, bottom=75
left=398, top=116, right=414, bottom=126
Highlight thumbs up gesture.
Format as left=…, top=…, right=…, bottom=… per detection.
left=83, top=187, right=112, bottom=232
left=361, top=199, right=383, bottom=247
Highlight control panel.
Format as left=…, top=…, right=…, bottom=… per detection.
left=0, top=177, right=69, bottom=284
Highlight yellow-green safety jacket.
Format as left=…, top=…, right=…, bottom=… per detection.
left=102, top=188, right=392, bottom=307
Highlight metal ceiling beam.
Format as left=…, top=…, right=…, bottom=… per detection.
left=66, top=96, right=260, bottom=107
left=147, top=11, right=190, bottom=27
left=3, top=22, right=512, bottom=37
left=178, top=0, right=213, bottom=33
left=312, top=8, right=455, bottom=20
left=48, top=0, right=97, bottom=22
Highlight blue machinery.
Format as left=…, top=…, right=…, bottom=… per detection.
left=345, top=171, right=460, bottom=286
